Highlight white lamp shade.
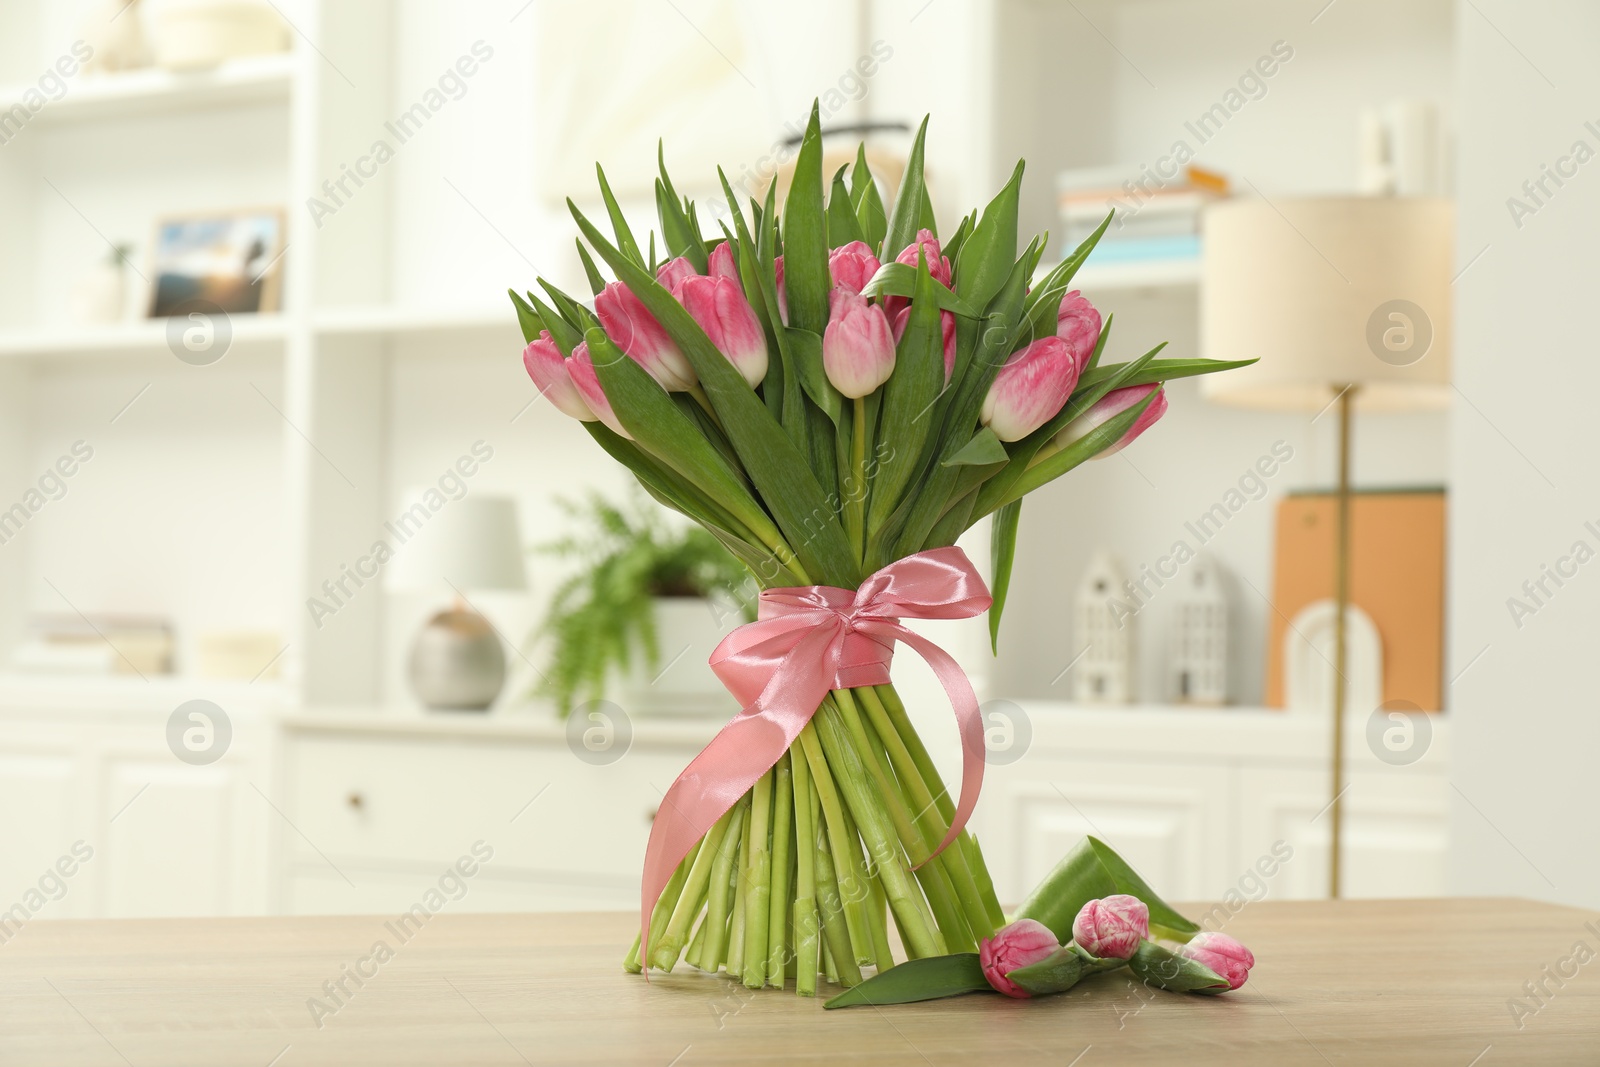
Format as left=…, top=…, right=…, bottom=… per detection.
left=385, top=493, right=528, bottom=593
left=1201, top=197, right=1453, bottom=412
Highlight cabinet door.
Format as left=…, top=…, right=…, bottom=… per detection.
left=1236, top=767, right=1449, bottom=900
left=976, top=758, right=1233, bottom=907
left=0, top=747, right=83, bottom=919
left=99, top=758, right=240, bottom=917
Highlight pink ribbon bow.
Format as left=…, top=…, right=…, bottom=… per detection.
left=639, top=546, right=993, bottom=963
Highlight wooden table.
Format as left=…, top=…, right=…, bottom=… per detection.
left=1, top=899, right=1595, bottom=1065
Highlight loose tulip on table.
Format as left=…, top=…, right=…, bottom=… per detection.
left=510, top=104, right=1253, bottom=1006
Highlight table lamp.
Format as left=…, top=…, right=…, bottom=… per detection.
left=1200, top=196, right=1453, bottom=897
left=387, top=494, right=527, bottom=711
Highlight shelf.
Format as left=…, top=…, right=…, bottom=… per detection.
left=0, top=313, right=288, bottom=360
left=1, top=54, right=296, bottom=128
left=0, top=672, right=288, bottom=714
left=1066, top=256, right=1202, bottom=293
left=315, top=305, right=522, bottom=343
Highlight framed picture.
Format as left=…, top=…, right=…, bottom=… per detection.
left=148, top=207, right=285, bottom=318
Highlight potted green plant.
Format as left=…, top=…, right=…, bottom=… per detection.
left=530, top=493, right=753, bottom=716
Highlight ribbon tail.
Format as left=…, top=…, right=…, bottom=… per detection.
left=885, top=626, right=987, bottom=865
left=639, top=624, right=840, bottom=971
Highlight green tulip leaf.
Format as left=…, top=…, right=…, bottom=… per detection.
left=782, top=101, right=830, bottom=336
left=942, top=427, right=1009, bottom=467
left=954, top=159, right=1024, bottom=312
left=1013, top=836, right=1202, bottom=945
left=786, top=327, right=842, bottom=426
left=859, top=263, right=981, bottom=318
left=827, top=165, right=867, bottom=248
left=881, top=115, right=930, bottom=260
left=851, top=142, right=888, bottom=254
left=1126, top=941, right=1230, bottom=994
left=594, top=163, right=644, bottom=268
left=508, top=289, right=543, bottom=345
left=823, top=953, right=991, bottom=1009
left=1003, top=944, right=1088, bottom=997
left=1077, top=357, right=1259, bottom=393
left=575, top=239, right=607, bottom=296
left=988, top=500, right=1020, bottom=654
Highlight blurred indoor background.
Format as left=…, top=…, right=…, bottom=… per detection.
left=0, top=0, right=1593, bottom=927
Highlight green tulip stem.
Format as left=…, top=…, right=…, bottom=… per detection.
left=651, top=809, right=732, bottom=971
left=740, top=768, right=774, bottom=988
left=845, top=396, right=869, bottom=561
left=766, top=754, right=794, bottom=987
left=792, top=745, right=820, bottom=996
left=796, top=722, right=874, bottom=961
left=700, top=798, right=746, bottom=973
left=812, top=811, right=863, bottom=987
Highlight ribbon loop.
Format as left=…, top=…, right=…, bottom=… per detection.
left=639, top=546, right=992, bottom=965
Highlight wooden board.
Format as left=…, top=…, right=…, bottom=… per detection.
left=1266, top=490, right=1447, bottom=711
left=0, top=899, right=1594, bottom=1064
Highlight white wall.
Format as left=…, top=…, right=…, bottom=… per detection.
left=1447, top=0, right=1600, bottom=908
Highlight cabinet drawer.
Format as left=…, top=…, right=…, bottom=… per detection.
left=284, top=734, right=698, bottom=878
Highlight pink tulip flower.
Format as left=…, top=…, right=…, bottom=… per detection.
left=678, top=275, right=768, bottom=388
left=978, top=918, right=1061, bottom=999
left=564, top=342, right=631, bottom=440
left=823, top=287, right=896, bottom=398
left=885, top=228, right=953, bottom=322
left=1179, top=932, right=1255, bottom=990
left=595, top=281, right=697, bottom=392
left=1071, top=894, right=1150, bottom=960
left=979, top=336, right=1080, bottom=442
left=707, top=241, right=740, bottom=287
left=1054, top=384, right=1168, bottom=458
left=522, top=332, right=596, bottom=422
left=829, top=240, right=882, bottom=295
left=894, top=228, right=952, bottom=287
left=892, top=305, right=957, bottom=385
left=1056, top=290, right=1103, bottom=369
left=655, top=256, right=696, bottom=298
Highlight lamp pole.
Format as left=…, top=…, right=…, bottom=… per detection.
left=1329, top=383, right=1357, bottom=899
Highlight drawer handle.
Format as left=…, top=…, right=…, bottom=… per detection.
left=347, top=792, right=365, bottom=811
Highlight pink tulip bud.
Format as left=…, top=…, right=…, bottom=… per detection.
left=979, top=336, right=1080, bottom=442
left=564, top=342, right=631, bottom=440
left=678, top=275, right=768, bottom=388
left=823, top=287, right=896, bottom=398
left=1071, top=894, right=1150, bottom=960
left=707, top=241, right=740, bottom=287
left=655, top=256, right=696, bottom=298
left=894, top=228, right=952, bottom=287
left=978, top=918, right=1061, bottom=999
left=1179, top=932, right=1255, bottom=990
left=892, top=306, right=957, bottom=385
left=773, top=255, right=788, bottom=325
left=885, top=229, right=953, bottom=323
left=1054, top=384, right=1168, bottom=458
left=1056, top=290, right=1102, bottom=368
left=522, top=332, right=596, bottom=422
left=595, top=281, right=697, bottom=392
left=828, top=240, right=882, bottom=295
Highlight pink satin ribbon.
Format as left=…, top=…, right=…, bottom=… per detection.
left=639, top=546, right=993, bottom=965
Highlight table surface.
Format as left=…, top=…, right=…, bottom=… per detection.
left=1, top=899, right=1595, bottom=1066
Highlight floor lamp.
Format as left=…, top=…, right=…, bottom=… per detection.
left=1199, top=197, right=1453, bottom=898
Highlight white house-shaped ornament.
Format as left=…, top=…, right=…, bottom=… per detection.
left=1074, top=551, right=1134, bottom=704
left=1170, top=553, right=1229, bottom=705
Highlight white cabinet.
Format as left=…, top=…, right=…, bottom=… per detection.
left=276, top=710, right=719, bottom=915
left=0, top=678, right=277, bottom=921
left=970, top=703, right=1451, bottom=908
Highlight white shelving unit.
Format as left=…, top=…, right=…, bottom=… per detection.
left=0, top=1, right=524, bottom=712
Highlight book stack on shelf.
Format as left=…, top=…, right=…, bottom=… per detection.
left=1056, top=164, right=1229, bottom=266
left=12, top=614, right=175, bottom=677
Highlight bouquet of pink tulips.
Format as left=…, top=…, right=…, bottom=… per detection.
left=511, top=104, right=1250, bottom=1001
